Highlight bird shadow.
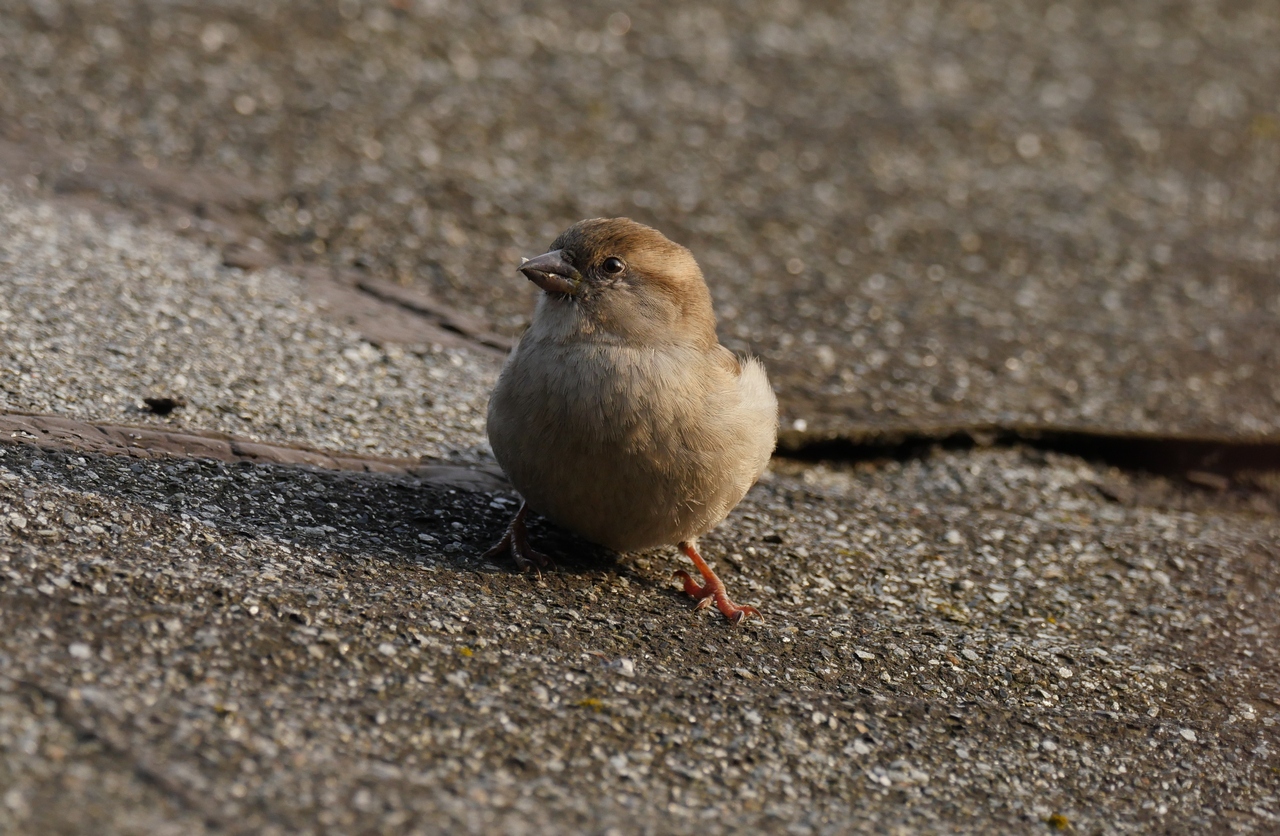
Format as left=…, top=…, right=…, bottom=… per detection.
left=4, top=442, right=647, bottom=585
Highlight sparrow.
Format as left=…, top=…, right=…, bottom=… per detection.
left=484, top=218, right=778, bottom=624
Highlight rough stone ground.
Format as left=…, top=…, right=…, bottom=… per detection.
left=1, top=1, right=1279, bottom=833
left=1, top=186, right=1279, bottom=833
left=3, top=439, right=1280, bottom=835
left=0, top=187, right=495, bottom=463
left=1, top=0, right=1277, bottom=437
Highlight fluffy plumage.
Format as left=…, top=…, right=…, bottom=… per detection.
left=485, top=218, right=777, bottom=623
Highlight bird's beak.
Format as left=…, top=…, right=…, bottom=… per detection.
left=519, top=249, right=582, bottom=296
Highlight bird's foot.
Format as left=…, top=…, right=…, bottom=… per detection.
left=482, top=501, right=554, bottom=575
left=674, top=541, right=762, bottom=625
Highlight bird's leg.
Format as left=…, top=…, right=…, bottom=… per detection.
left=482, top=500, right=553, bottom=574
left=673, top=540, right=762, bottom=625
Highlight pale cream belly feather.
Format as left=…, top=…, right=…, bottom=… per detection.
left=487, top=334, right=777, bottom=553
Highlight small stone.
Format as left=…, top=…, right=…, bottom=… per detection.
left=68, top=642, right=92, bottom=659
left=4, top=788, right=27, bottom=814
left=1179, top=729, right=1197, bottom=742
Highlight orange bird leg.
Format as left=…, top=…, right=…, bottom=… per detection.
left=673, top=540, right=762, bottom=625
left=482, top=500, right=553, bottom=575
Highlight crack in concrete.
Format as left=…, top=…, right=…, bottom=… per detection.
left=0, top=411, right=509, bottom=494
left=2, top=141, right=1277, bottom=499
left=5, top=409, right=1277, bottom=507
left=779, top=424, right=1280, bottom=491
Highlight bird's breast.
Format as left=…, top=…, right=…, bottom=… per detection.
left=486, top=335, right=775, bottom=552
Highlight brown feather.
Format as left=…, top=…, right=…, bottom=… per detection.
left=549, top=218, right=718, bottom=348
left=488, top=218, right=777, bottom=554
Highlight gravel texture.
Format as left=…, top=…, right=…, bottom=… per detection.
left=2, top=439, right=1278, bottom=834
left=1, top=181, right=1277, bottom=830
left=1, top=2, right=1279, bottom=833
left=0, top=186, right=496, bottom=462
left=2, top=0, right=1278, bottom=437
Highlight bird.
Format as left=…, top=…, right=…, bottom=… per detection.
left=484, top=217, right=777, bottom=624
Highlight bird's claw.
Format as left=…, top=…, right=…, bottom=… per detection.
left=517, top=546, right=555, bottom=575
left=481, top=535, right=511, bottom=564
left=672, top=561, right=762, bottom=626
left=482, top=533, right=552, bottom=576
left=483, top=501, right=554, bottom=576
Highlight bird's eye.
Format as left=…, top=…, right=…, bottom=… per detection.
left=602, top=257, right=626, bottom=274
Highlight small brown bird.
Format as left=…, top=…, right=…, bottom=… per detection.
left=484, top=218, right=777, bottom=624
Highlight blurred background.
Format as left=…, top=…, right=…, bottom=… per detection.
left=2, top=0, right=1277, bottom=440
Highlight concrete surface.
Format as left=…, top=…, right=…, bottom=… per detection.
left=0, top=0, right=1277, bottom=438
left=2, top=421, right=1279, bottom=834
left=1, top=2, right=1279, bottom=834
left=2, top=185, right=1279, bottom=834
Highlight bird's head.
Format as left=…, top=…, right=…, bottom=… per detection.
left=518, top=218, right=717, bottom=347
